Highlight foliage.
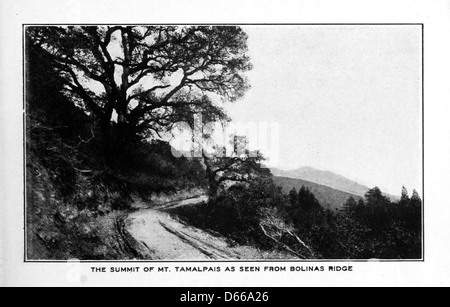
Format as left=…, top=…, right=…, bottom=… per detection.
left=202, top=136, right=270, bottom=197
left=286, top=186, right=324, bottom=233
left=171, top=176, right=285, bottom=247
left=26, top=26, right=252, bottom=155
left=302, top=186, right=423, bottom=259
left=175, top=182, right=422, bottom=259
left=26, top=30, right=210, bottom=259
left=26, top=25, right=422, bottom=260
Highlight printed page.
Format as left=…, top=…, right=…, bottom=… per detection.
left=1, top=0, right=450, bottom=288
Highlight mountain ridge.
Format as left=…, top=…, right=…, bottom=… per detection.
left=272, top=176, right=363, bottom=210
left=271, top=166, right=399, bottom=201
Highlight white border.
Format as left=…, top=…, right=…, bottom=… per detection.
left=2, top=0, right=450, bottom=287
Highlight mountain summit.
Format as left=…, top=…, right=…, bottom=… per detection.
left=271, top=166, right=398, bottom=200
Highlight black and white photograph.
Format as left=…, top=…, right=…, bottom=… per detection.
left=2, top=0, right=450, bottom=288
left=24, top=24, right=423, bottom=261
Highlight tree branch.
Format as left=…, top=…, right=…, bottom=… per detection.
left=217, top=175, right=247, bottom=185
left=259, top=222, right=308, bottom=259
left=76, top=126, right=95, bottom=147
left=127, top=84, right=171, bottom=103
left=64, top=68, right=104, bottom=117
left=55, top=57, right=105, bottom=84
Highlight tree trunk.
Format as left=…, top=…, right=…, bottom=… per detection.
left=100, top=118, right=113, bottom=160
left=203, top=152, right=219, bottom=198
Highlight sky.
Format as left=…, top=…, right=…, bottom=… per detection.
left=224, top=25, right=422, bottom=196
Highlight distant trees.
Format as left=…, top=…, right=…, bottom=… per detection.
left=27, top=26, right=252, bottom=153
left=285, top=185, right=323, bottom=233
left=365, top=187, right=390, bottom=211
left=298, top=186, right=322, bottom=212
left=287, top=186, right=321, bottom=210
left=410, top=189, right=422, bottom=207
left=400, top=186, right=410, bottom=206
left=281, top=185, right=422, bottom=258
left=287, top=186, right=322, bottom=211
left=337, top=186, right=422, bottom=258
left=288, top=187, right=298, bottom=206
left=342, top=196, right=357, bottom=213
left=174, top=177, right=423, bottom=259
left=396, top=187, right=422, bottom=234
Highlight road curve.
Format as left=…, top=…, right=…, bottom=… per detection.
left=121, top=196, right=251, bottom=260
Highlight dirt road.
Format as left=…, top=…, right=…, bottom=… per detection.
left=119, top=196, right=259, bottom=260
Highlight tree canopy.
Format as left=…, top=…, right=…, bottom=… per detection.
left=202, top=136, right=270, bottom=197
left=27, top=26, right=252, bottom=146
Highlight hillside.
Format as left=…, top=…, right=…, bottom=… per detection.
left=271, top=166, right=399, bottom=201
left=25, top=39, right=209, bottom=260
left=272, top=176, right=363, bottom=210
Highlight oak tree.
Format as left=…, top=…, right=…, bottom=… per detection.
left=27, top=26, right=252, bottom=150
left=202, top=136, right=269, bottom=197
